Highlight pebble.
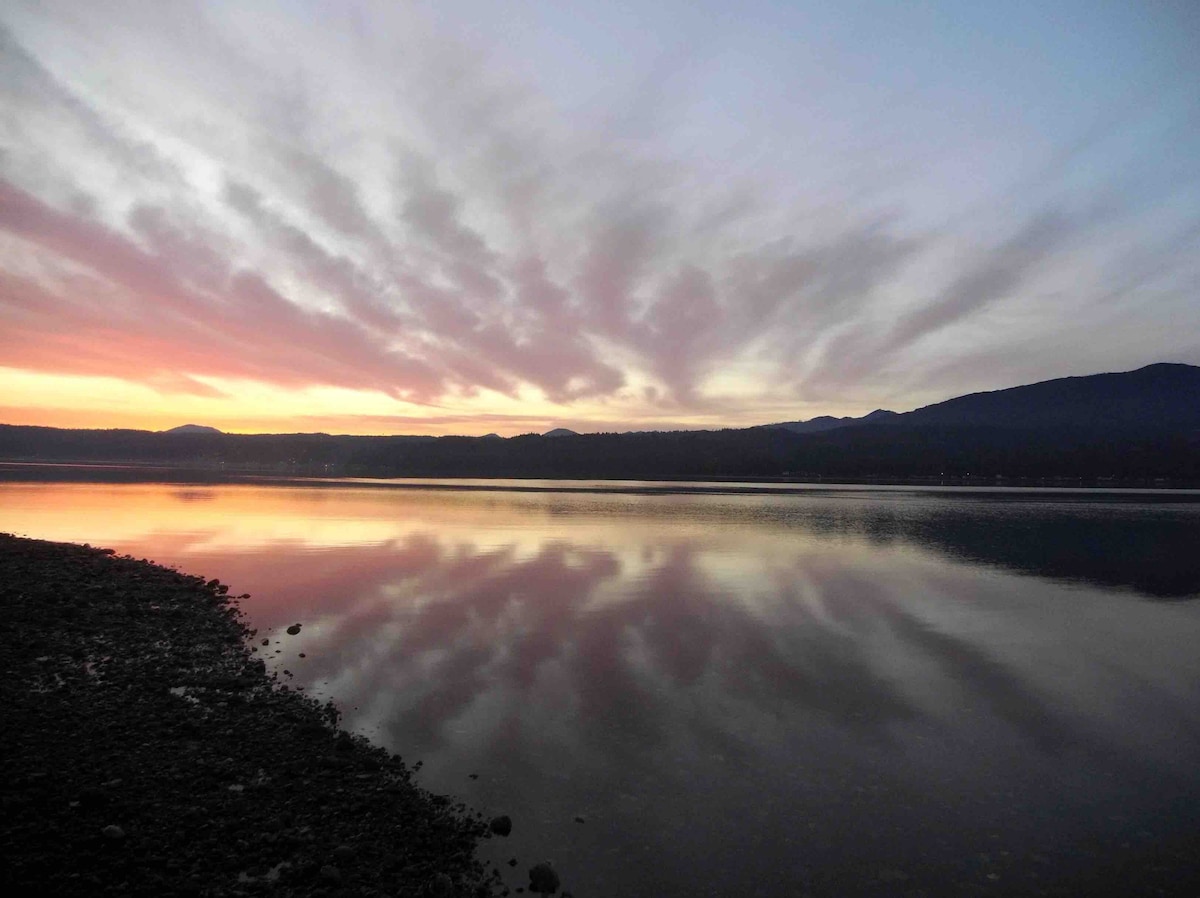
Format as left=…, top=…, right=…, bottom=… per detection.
left=101, top=824, right=125, bottom=840
left=490, top=815, right=513, bottom=837
left=286, top=623, right=302, bottom=635
left=318, top=865, right=341, bottom=884
left=528, top=862, right=560, bottom=895
left=332, top=844, right=354, bottom=864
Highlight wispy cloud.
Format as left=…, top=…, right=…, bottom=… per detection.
left=1, top=2, right=1197, bottom=432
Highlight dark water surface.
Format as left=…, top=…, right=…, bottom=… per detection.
left=3, top=477, right=1200, bottom=895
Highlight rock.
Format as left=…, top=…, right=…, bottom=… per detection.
left=286, top=623, right=302, bottom=635
left=490, top=815, right=513, bottom=837
left=573, top=815, right=585, bottom=824
left=0, top=536, right=505, bottom=898
left=528, top=862, right=560, bottom=895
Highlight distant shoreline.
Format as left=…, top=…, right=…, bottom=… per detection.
left=6, top=365, right=1200, bottom=486
left=2, top=460, right=1199, bottom=495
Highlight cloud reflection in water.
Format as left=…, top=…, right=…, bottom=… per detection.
left=3, top=482, right=1200, bottom=894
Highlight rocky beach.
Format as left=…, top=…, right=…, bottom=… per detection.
left=0, top=534, right=533, bottom=897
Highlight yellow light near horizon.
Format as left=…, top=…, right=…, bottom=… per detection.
left=0, top=367, right=587, bottom=435
left=0, top=364, right=869, bottom=435
left=0, top=367, right=467, bottom=434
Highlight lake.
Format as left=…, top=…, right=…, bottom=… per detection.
left=3, top=474, right=1200, bottom=895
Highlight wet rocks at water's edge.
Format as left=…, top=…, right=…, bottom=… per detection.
left=0, top=533, right=556, bottom=897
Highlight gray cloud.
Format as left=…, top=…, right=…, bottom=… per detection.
left=2, top=2, right=1198, bottom=428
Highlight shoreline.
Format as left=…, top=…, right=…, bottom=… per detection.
left=0, top=534, right=525, bottom=897
left=3, top=461, right=1199, bottom=497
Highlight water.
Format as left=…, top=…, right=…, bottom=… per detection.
left=3, top=475, right=1200, bottom=895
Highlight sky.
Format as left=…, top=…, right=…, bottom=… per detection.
left=1, top=0, right=1198, bottom=436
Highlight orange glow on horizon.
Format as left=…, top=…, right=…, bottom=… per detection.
left=0, top=367, right=870, bottom=436
left=0, top=404, right=532, bottom=437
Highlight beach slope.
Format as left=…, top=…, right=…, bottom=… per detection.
left=0, top=534, right=499, bottom=896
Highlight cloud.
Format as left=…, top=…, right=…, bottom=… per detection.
left=0, top=25, right=184, bottom=190
left=1, top=2, right=1198, bottom=430
left=0, top=179, right=443, bottom=398
left=808, top=211, right=1081, bottom=390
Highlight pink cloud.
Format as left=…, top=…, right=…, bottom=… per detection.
left=2, top=7, right=1196, bottom=432
left=0, top=180, right=443, bottom=399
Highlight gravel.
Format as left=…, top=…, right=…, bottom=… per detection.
left=0, top=534, right=513, bottom=897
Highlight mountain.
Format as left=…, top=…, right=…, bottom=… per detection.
left=768, top=409, right=897, bottom=434
left=542, top=428, right=579, bottom=438
left=766, top=364, right=1200, bottom=434
left=1, top=364, right=1197, bottom=483
left=897, top=363, right=1200, bottom=430
left=788, top=362, right=1200, bottom=480
left=163, top=424, right=223, bottom=435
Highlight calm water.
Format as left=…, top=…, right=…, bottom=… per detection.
left=3, top=476, right=1200, bottom=895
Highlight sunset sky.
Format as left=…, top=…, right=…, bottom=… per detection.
left=2, top=1, right=1198, bottom=436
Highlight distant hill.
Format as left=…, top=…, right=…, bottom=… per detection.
left=898, top=363, right=1200, bottom=430
left=163, top=424, right=223, bottom=435
left=1, top=364, right=1197, bottom=483
left=765, top=364, right=1200, bottom=433
left=767, top=409, right=897, bottom=434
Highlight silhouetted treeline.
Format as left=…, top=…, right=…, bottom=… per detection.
left=3, top=363, right=1197, bottom=483
left=0, top=422, right=1197, bottom=483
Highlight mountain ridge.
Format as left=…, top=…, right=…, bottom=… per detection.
left=762, top=363, right=1199, bottom=433
left=2, top=363, right=1197, bottom=482
left=765, top=409, right=898, bottom=434
left=162, top=424, right=223, bottom=435
left=896, top=362, right=1200, bottom=430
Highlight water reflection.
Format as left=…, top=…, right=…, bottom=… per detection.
left=3, top=480, right=1200, bottom=894
left=855, top=501, right=1200, bottom=598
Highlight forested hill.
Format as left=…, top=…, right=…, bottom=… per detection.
left=900, top=363, right=1200, bottom=429
left=1, top=364, right=1198, bottom=483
